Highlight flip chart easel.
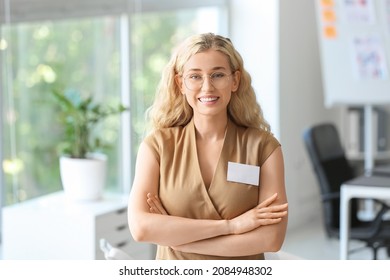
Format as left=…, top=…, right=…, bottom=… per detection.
left=315, top=0, right=390, bottom=175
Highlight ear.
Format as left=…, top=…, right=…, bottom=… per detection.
left=175, top=74, right=185, bottom=94
left=231, top=71, right=241, bottom=92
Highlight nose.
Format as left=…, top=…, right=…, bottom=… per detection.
left=201, top=75, right=214, bottom=91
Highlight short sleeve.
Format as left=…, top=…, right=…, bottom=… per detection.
left=143, top=132, right=161, bottom=163
left=259, top=132, right=281, bottom=166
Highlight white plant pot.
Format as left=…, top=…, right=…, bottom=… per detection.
left=59, top=153, right=107, bottom=202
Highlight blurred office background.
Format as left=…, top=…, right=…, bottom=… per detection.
left=1, top=0, right=388, bottom=260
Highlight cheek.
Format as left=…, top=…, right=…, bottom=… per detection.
left=182, top=92, right=194, bottom=105
left=225, top=92, right=233, bottom=104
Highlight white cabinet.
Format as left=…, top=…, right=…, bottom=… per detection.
left=3, top=191, right=155, bottom=260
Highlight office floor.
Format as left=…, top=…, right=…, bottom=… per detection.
left=281, top=216, right=390, bottom=260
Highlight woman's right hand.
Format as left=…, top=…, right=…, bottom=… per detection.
left=228, top=193, right=288, bottom=235
left=147, top=193, right=168, bottom=215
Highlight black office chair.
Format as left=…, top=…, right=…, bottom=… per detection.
left=303, top=122, right=390, bottom=259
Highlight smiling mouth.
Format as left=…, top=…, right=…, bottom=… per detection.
left=198, top=97, right=219, bottom=103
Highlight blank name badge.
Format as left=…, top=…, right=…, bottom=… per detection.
left=227, top=161, right=260, bottom=186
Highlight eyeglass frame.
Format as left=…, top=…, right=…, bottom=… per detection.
left=180, top=71, right=236, bottom=91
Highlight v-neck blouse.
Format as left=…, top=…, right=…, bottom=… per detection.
left=144, top=118, right=281, bottom=260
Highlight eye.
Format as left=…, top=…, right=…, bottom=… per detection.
left=188, top=74, right=202, bottom=80
left=210, top=72, right=226, bottom=79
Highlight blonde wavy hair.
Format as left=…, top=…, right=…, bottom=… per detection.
left=146, top=33, right=270, bottom=132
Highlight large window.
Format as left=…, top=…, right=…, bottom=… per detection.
left=0, top=0, right=228, bottom=205
left=1, top=17, right=124, bottom=204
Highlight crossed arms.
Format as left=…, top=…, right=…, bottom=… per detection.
left=127, top=142, right=288, bottom=257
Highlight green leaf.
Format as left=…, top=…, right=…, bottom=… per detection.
left=51, top=89, right=128, bottom=158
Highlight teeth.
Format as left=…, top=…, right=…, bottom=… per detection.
left=199, top=97, right=218, bottom=102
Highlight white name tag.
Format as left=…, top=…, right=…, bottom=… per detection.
left=227, top=162, right=260, bottom=186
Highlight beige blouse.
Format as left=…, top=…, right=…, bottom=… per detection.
left=144, top=118, right=281, bottom=260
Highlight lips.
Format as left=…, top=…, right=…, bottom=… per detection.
left=198, top=96, right=219, bottom=103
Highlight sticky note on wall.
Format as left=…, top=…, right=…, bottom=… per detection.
left=322, top=9, right=336, bottom=22
left=324, top=25, right=337, bottom=39
left=321, top=0, right=334, bottom=7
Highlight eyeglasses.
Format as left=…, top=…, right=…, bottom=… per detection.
left=183, top=72, right=234, bottom=91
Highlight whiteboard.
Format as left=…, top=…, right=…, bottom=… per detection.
left=315, top=0, right=390, bottom=107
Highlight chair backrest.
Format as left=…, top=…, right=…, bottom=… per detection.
left=303, top=123, right=358, bottom=235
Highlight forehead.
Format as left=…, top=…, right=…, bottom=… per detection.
left=182, top=49, right=230, bottom=73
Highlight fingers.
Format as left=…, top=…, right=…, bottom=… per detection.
left=258, top=217, right=283, bottom=226
left=254, top=199, right=288, bottom=226
left=256, top=210, right=288, bottom=219
left=256, top=193, right=288, bottom=213
left=258, top=203, right=288, bottom=213
left=255, top=209, right=287, bottom=227
left=256, top=203, right=288, bottom=219
left=147, top=193, right=168, bottom=215
left=147, top=193, right=160, bottom=213
left=257, top=193, right=278, bottom=208
left=147, top=196, right=159, bottom=214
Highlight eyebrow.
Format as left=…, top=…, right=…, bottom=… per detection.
left=186, top=66, right=227, bottom=72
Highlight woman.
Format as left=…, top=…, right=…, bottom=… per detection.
left=128, top=33, right=288, bottom=260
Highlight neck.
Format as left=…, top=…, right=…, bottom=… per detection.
left=193, top=114, right=228, bottom=141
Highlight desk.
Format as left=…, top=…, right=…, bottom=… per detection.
left=340, top=175, right=390, bottom=259
left=373, top=164, right=390, bottom=176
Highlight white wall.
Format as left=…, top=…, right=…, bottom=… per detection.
left=279, top=0, right=342, bottom=230
left=230, top=0, right=343, bottom=231
left=229, top=0, right=279, bottom=138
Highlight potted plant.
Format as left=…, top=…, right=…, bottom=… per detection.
left=51, top=89, right=128, bottom=201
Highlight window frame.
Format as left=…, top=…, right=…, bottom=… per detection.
left=0, top=0, right=227, bottom=23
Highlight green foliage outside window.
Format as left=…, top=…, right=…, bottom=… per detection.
left=2, top=8, right=218, bottom=205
